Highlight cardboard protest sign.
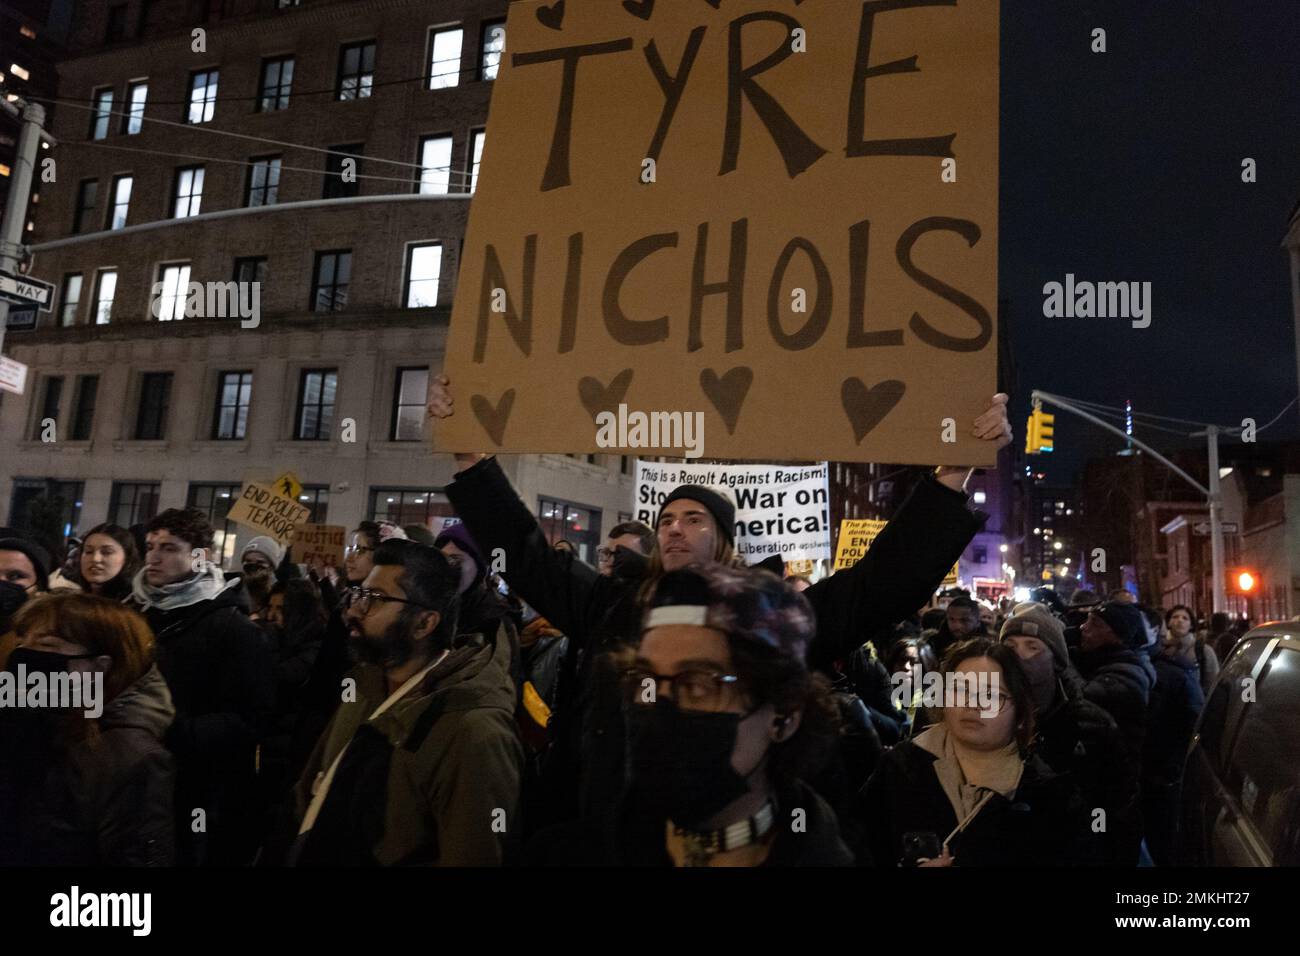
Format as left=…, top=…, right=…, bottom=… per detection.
left=634, top=461, right=830, bottom=562
left=292, top=524, right=346, bottom=569
left=834, top=518, right=887, bottom=571
left=227, top=481, right=312, bottom=545
left=437, top=0, right=998, bottom=464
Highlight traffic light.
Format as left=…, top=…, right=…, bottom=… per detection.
left=1229, top=568, right=1259, bottom=594
left=1025, top=408, right=1055, bottom=454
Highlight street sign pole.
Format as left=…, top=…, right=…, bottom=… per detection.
left=0, top=98, right=48, bottom=361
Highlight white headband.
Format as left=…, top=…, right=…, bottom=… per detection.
left=644, top=605, right=709, bottom=629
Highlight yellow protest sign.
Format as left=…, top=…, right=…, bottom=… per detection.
left=834, top=518, right=887, bottom=571
left=228, top=481, right=312, bottom=545
left=437, top=0, right=999, bottom=464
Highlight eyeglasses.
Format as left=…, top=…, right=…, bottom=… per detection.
left=345, top=545, right=374, bottom=557
left=621, top=667, right=741, bottom=713
left=950, top=690, right=1013, bottom=713
left=342, top=586, right=435, bottom=616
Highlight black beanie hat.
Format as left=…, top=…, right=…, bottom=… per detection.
left=1094, top=600, right=1146, bottom=649
left=657, top=485, right=736, bottom=546
left=0, top=537, right=51, bottom=591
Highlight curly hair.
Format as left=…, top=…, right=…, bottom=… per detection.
left=146, top=507, right=214, bottom=553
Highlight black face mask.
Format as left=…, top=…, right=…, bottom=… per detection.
left=625, top=699, right=763, bottom=829
left=0, top=579, right=29, bottom=633
left=5, top=646, right=99, bottom=675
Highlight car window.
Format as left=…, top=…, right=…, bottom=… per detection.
left=1224, top=646, right=1300, bottom=864
left=1198, top=637, right=1268, bottom=770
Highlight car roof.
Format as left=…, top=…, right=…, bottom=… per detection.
left=1242, top=621, right=1300, bottom=644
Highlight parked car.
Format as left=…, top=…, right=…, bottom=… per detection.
left=1180, top=622, right=1300, bottom=865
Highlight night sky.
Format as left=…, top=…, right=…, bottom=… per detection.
left=1000, top=1, right=1300, bottom=481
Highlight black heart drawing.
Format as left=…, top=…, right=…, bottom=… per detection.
left=622, top=0, right=654, bottom=19
left=700, top=367, right=754, bottom=435
left=471, top=389, right=516, bottom=446
left=578, top=369, right=634, bottom=422
left=536, top=0, right=565, bottom=31
left=841, top=378, right=905, bottom=443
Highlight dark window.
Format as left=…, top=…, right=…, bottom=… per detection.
left=296, top=485, right=329, bottom=523
left=1224, top=647, right=1300, bottom=863
left=336, top=42, right=375, bottom=100
left=311, top=251, right=351, bottom=312
left=108, top=482, right=160, bottom=526
left=213, top=371, right=253, bottom=440
left=404, top=243, right=441, bottom=307
left=172, top=165, right=204, bottom=217
left=106, top=4, right=128, bottom=42
left=7, top=480, right=84, bottom=537
left=621, top=455, right=631, bottom=475
left=295, top=369, right=337, bottom=440
left=35, top=376, right=62, bottom=438
left=1196, top=638, right=1270, bottom=772
left=428, top=26, right=463, bottom=89
left=973, top=546, right=988, bottom=564
left=391, top=367, right=428, bottom=441
left=187, top=69, right=218, bottom=123
left=124, top=81, right=148, bottom=134
left=59, top=274, right=83, bottom=327
left=90, top=89, right=113, bottom=140
left=186, top=482, right=241, bottom=567
left=538, top=497, right=602, bottom=563
left=246, top=156, right=281, bottom=206
left=258, top=56, right=294, bottom=112
left=323, top=144, right=362, bottom=199
left=135, top=372, right=172, bottom=440
left=74, top=179, right=98, bottom=232
left=233, top=256, right=267, bottom=285
left=480, top=20, right=505, bottom=81
left=107, top=174, right=132, bottom=229
left=368, top=488, right=452, bottom=528
left=70, top=375, right=99, bottom=440
left=137, top=0, right=162, bottom=36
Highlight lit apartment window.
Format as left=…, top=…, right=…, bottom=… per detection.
left=155, top=263, right=191, bottom=321
left=417, top=135, right=452, bottom=194
left=428, top=26, right=463, bottom=89
left=59, top=274, right=82, bottom=326
left=74, top=179, right=98, bottom=232
left=246, top=156, right=280, bottom=207
left=323, top=144, right=362, bottom=199
left=70, top=375, right=98, bottom=441
left=259, top=57, right=293, bottom=112
left=213, top=371, right=253, bottom=440
left=186, top=69, right=218, bottom=123
left=124, top=81, right=147, bottom=133
left=107, top=174, right=132, bottom=229
left=93, top=270, right=117, bottom=325
left=404, top=242, right=441, bottom=308
left=172, top=165, right=204, bottom=217
left=90, top=88, right=113, bottom=140
left=296, top=369, right=338, bottom=440
left=135, top=372, right=172, bottom=440
left=480, top=20, right=506, bottom=81
left=311, top=251, right=350, bottom=312
left=468, top=129, right=485, bottom=192
left=392, top=367, right=429, bottom=440
left=337, top=42, right=375, bottom=100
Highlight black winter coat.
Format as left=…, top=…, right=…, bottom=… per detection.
left=1143, top=655, right=1204, bottom=786
left=0, top=666, right=176, bottom=866
left=447, top=457, right=983, bottom=832
left=857, top=737, right=1096, bottom=867
left=1071, top=643, right=1155, bottom=784
left=141, top=582, right=275, bottom=866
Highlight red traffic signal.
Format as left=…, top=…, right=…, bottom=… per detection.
left=1228, top=568, right=1259, bottom=594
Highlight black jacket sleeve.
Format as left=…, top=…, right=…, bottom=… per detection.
left=803, top=474, right=984, bottom=672
left=445, top=456, right=616, bottom=649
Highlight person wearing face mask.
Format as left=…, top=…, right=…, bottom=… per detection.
left=239, top=537, right=285, bottom=622
left=76, top=523, right=142, bottom=602
left=857, top=638, right=1094, bottom=867
left=1141, top=604, right=1207, bottom=866
left=0, top=592, right=174, bottom=866
left=0, top=536, right=51, bottom=667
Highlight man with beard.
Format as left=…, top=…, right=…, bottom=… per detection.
left=239, top=537, right=284, bottom=622
left=291, top=539, right=522, bottom=866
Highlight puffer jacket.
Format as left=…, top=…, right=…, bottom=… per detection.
left=0, top=666, right=176, bottom=866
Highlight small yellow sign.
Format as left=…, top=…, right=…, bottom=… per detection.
left=834, top=519, right=888, bottom=572
left=274, top=472, right=303, bottom=501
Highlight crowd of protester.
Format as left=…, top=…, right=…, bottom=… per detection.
left=0, top=386, right=1266, bottom=866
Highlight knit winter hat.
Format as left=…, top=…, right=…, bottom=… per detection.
left=0, top=537, right=51, bottom=591
left=434, top=521, right=486, bottom=586
left=1093, top=600, right=1147, bottom=649
left=999, top=603, right=1069, bottom=672
left=657, top=485, right=736, bottom=546
left=241, top=535, right=285, bottom=567
left=642, top=564, right=813, bottom=662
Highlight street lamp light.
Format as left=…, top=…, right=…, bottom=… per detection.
left=1053, top=541, right=1063, bottom=551
left=999, top=544, right=1008, bottom=553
